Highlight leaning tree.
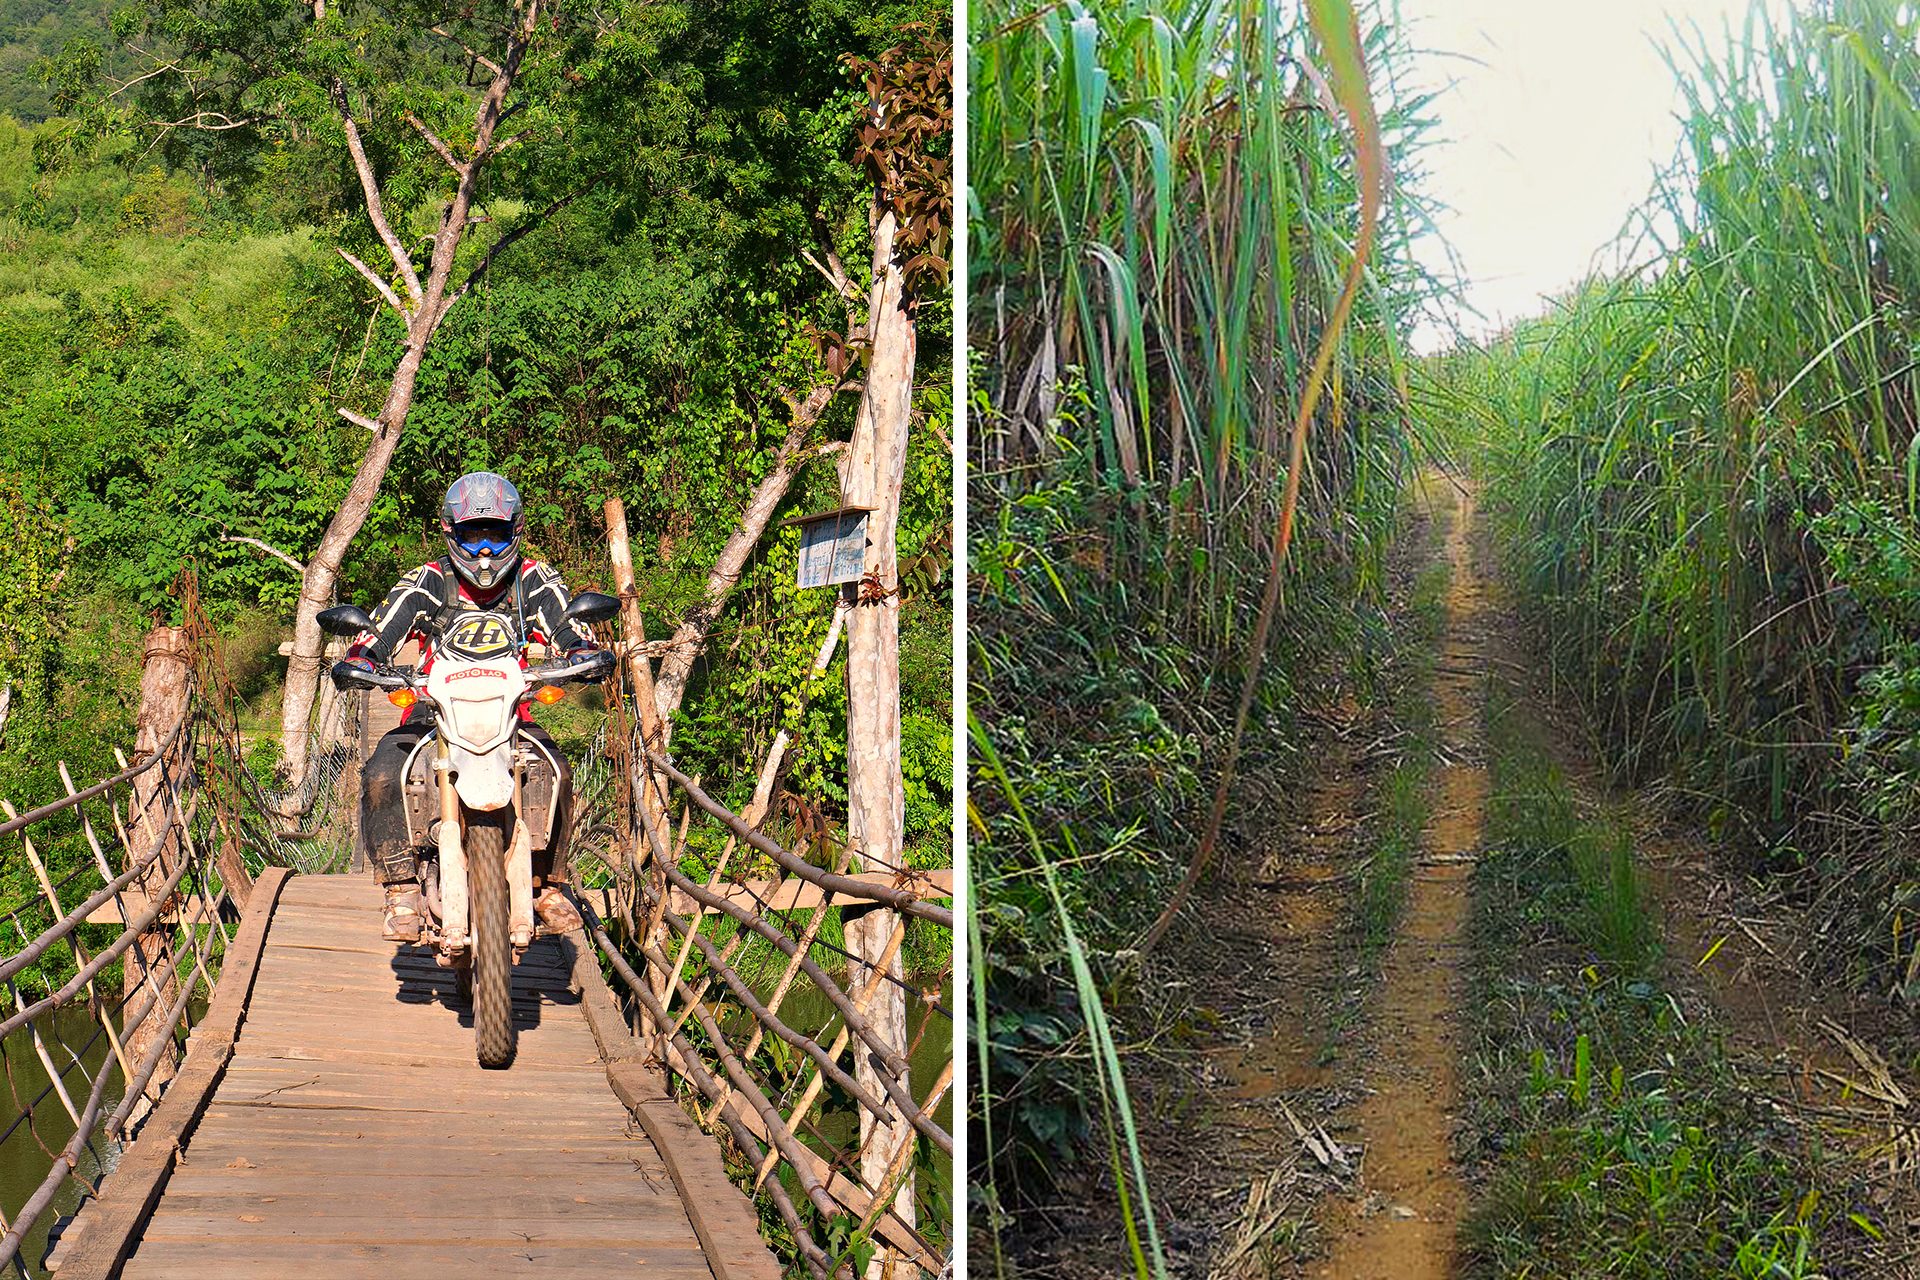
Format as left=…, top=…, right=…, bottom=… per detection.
left=46, top=0, right=601, bottom=784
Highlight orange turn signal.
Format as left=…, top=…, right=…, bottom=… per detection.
left=387, top=689, right=417, bottom=709
left=533, top=685, right=566, bottom=705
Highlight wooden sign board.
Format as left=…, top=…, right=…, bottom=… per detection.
left=789, top=507, right=872, bottom=589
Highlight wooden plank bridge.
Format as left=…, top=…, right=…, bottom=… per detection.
left=51, top=871, right=782, bottom=1280
left=2, top=598, right=952, bottom=1280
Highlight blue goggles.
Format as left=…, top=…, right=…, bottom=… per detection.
left=454, top=521, right=515, bottom=557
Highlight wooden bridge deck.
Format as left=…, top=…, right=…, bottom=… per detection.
left=60, top=872, right=781, bottom=1280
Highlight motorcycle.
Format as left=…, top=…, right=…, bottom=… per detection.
left=318, top=592, right=619, bottom=1067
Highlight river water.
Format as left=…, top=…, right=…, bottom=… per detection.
left=0, top=1005, right=129, bottom=1280
left=733, top=973, right=956, bottom=1240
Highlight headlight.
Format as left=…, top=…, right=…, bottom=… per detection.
left=449, top=697, right=512, bottom=750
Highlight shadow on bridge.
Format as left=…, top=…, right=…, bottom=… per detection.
left=0, top=575, right=953, bottom=1280
left=384, top=942, right=576, bottom=1033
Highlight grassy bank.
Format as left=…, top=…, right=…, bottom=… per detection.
left=1462, top=693, right=1849, bottom=1277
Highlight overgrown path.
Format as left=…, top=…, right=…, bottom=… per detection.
left=1078, top=465, right=1920, bottom=1279
left=1309, top=472, right=1480, bottom=1277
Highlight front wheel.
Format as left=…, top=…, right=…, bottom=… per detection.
left=466, top=807, right=515, bottom=1067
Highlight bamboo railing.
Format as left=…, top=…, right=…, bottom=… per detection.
left=571, top=710, right=954, bottom=1279
left=0, top=568, right=355, bottom=1277
left=0, top=700, right=245, bottom=1277
left=0, top=555, right=953, bottom=1279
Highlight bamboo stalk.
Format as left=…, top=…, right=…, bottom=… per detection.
left=0, top=799, right=135, bottom=1086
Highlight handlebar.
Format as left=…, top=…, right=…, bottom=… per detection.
left=526, top=649, right=618, bottom=686
left=330, top=661, right=418, bottom=693
left=331, top=650, right=616, bottom=693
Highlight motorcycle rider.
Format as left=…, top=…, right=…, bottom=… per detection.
left=340, top=471, right=596, bottom=942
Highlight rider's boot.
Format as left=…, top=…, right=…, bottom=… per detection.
left=383, top=881, right=426, bottom=942
left=534, top=884, right=582, bottom=933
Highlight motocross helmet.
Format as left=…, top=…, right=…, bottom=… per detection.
left=440, top=471, right=524, bottom=590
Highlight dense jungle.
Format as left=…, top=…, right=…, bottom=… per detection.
left=0, top=0, right=954, bottom=901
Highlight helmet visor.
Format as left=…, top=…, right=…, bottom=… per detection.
left=453, top=520, right=516, bottom=557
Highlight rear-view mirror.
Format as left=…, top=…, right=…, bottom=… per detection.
left=317, top=605, right=376, bottom=637
left=563, top=592, right=620, bottom=627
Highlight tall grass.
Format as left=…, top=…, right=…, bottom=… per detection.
left=968, top=0, right=1448, bottom=1267
left=1448, top=0, right=1920, bottom=990
left=972, top=0, right=1451, bottom=627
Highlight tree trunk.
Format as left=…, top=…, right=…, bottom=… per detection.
left=605, top=496, right=675, bottom=1032
left=603, top=496, right=671, bottom=826
left=276, top=336, right=434, bottom=784
left=124, top=625, right=192, bottom=1114
left=839, top=205, right=916, bottom=1280
left=650, top=381, right=837, bottom=739
left=277, top=3, right=541, bottom=784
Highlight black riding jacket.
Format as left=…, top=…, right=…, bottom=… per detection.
left=345, top=557, right=591, bottom=668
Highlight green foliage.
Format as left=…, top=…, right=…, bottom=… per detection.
left=0, top=0, right=955, bottom=1137
left=0, top=0, right=953, bottom=853
left=0, top=2, right=954, bottom=1270
left=0, top=474, right=68, bottom=709
left=1465, top=707, right=1837, bottom=1278
left=0, top=0, right=128, bottom=121
left=1452, top=0, right=1920, bottom=993
left=968, top=0, right=1444, bottom=1245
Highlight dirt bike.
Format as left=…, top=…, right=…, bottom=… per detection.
left=319, top=593, right=618, bottom=1067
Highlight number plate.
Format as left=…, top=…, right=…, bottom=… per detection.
left=444, top=613, right=517, bottom=658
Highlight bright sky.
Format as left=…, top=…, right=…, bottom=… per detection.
left=1402, top=0, right=1794, bottom=351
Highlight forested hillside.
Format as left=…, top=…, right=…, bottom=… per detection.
left=0, top=0, right=123, bottom=120
left=0, top=0, right=952, bottom=866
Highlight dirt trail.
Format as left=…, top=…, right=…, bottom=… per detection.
left=1192, top=468, right=1920, bottom=1280
left=1307, top=473, right=1480, bottom=1279
left=1215, top=736, right=1364, bottom=1103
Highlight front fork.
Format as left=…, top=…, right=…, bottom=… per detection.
left=433, top=735, right=536, bottom=959
left=436, top=737, right=467, bottom=949
left=508, top=745, right=534, bottom=952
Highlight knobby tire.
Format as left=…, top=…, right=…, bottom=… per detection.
left=467, top=808, right=515, bottom=1067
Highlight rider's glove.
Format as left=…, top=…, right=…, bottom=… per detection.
left=330, top=656, right=380, bottom=692
left=565, top=646, right=615, bottom=683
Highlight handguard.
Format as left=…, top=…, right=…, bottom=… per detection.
left=527, top=649, right=617, bottom=686
left=330, top=659, right=415, bottom=692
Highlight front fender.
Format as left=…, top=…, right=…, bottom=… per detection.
left=448, top=740, right=514, bottom=811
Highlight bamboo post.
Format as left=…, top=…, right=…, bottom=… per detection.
left=604, top=496, right=673, bottom=1031
left=123, top=624, right=191, bottom=1114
